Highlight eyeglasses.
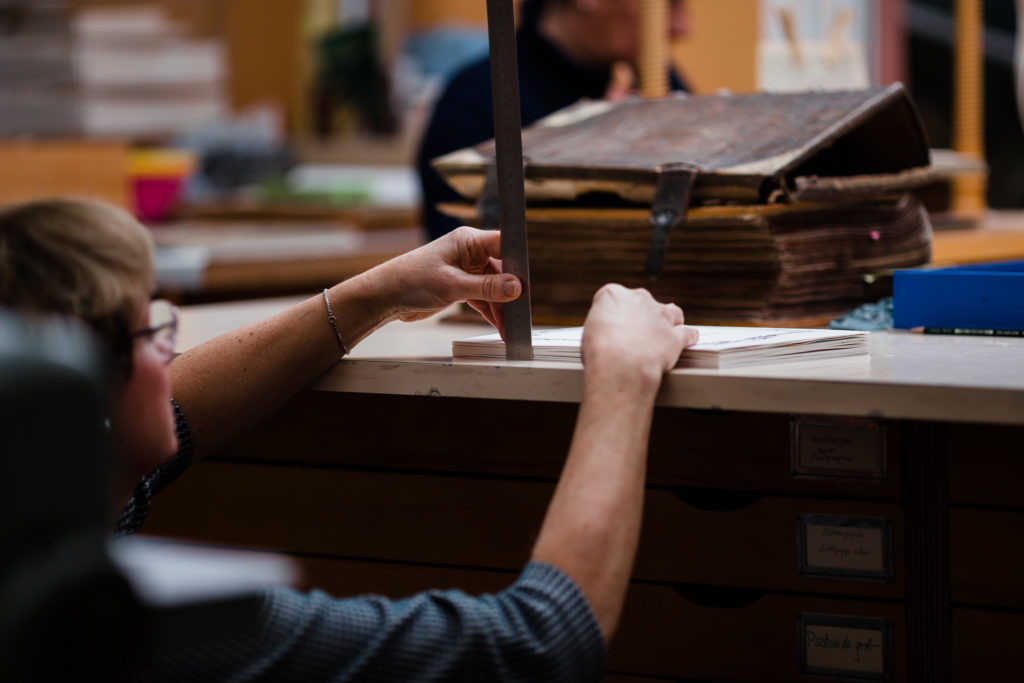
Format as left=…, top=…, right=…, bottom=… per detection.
left=131, top=299, right=178, bottom=362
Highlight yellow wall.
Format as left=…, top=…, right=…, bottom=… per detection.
left=673, top=0, right=759, bottom=94
left=406, top=0, right=488, bottom=29
left=0, top=141, right=130, bottom=210
left=224, top=0, right=304, bottom=125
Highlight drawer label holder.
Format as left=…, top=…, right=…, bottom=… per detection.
left=791, top=415, right=886, bottom=480
left=798, top=514, right=893, bottom=581
left=798, top=612, right=892, bottom=680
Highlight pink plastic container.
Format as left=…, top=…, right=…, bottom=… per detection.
left=128, top=149, right=196, bottom=222
left=133, top=176, right=187, bottom=222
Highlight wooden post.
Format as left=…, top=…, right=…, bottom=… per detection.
left=639, top=0, right=668, bottom=98
left=952, top=0, right=987, bottom=215
left=878, top=0, right=907, bottom=86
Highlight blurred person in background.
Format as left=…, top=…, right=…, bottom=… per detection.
left=416, top=0, right=691, bottom=241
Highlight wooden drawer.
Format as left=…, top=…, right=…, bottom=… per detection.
left=948, top=424, right=1024, bottom=507
left=143, top=461, right=552, bottom=570
left=216, top=392, right=900, bottom=499
left=144, top=462, right=902, bottom=597
left=951, top=507, right=1024, bottom=607
left=953, top=608, right=1024, bottom=682
left=216, top=392, right=576, bottom=479
left=649, top=412, right=900, bottom=500
left=611, top=584, right=906, bottom=682
left=638, top=490, right=904, bottom=598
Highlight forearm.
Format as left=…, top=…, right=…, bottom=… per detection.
left=168, top=227, right=521, bottom=460
left=530, top=365, right=661, bottom=642
left=169, top=271, right=392, bottom=459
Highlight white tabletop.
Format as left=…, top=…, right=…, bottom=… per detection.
left=178, top=297, right=1024, bottom=426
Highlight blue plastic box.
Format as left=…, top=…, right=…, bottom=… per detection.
left=893, top=260, right=1024, bottom=330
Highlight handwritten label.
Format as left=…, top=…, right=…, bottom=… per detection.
left=799, top=613, right=891, bottom=679
left=804, top=625, right=886, bottom=674
left=793, top=418, right=884, bottom=478
left=798, top=515, right=891, bottom=580
left=806, top=524, right=884, bottom=573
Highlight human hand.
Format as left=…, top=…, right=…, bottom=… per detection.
left=374, top=226, right=521, bottom=335
left=604, top=61, right=636, bottom=101
left=581, top=284, right=698, bottom=386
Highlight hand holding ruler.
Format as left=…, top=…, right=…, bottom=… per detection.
left=485, top=0, right=533, bottom=361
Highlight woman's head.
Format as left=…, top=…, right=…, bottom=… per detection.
left=0, top=197, right=155, bottom=363
left=0, top=198, right=176, bottom=494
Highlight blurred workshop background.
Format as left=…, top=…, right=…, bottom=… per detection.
left=0, top=0, right=1021, bottom=304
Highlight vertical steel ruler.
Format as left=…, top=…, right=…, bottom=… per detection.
left=485, top=0, right=533, bottom=360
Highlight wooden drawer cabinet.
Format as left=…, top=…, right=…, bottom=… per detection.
left=144, top=462, right=902, bottom=597
left=141, top=391, right=1019, bottom=683
left=948, top=424, right=1024, bottom=507
left=951, top=508, right=1024, bottom=608
left=611, top=584, right=906, bottom=682
left=952, top=609, right=1024, bottom=682
left=218, top=392, right=901, bottom=500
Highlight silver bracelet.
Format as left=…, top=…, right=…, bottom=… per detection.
left=322, top=288, right=349, bottom=356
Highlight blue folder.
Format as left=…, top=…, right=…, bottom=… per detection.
left=893, top=260, right=1024, bottom=330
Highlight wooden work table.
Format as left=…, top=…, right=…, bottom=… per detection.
left=148, top=299, right=1024, bottom=682
left=179, top=297, right=1024, bottom=426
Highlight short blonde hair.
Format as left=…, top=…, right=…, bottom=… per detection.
left=0, top=197, right=155, bottom=359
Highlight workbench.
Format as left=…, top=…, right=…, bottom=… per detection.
left=142, top=298, right=1024, bottom=682
left=152, top=220, right=422, bottom=302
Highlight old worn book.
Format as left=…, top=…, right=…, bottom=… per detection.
left=434, top=84, right=932, bottom=207
left=453, top=326, right=869, bottom=369
left=433, top=85, right=934, bottom=326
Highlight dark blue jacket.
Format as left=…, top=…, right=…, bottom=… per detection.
left=415, top=3, right=688, bottom=241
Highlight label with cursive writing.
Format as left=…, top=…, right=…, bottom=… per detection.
left=798, top=514, right=891, bottom=580
left=798, top=613, right=891, bottom=679
left=791, top=416, right=885, bottom=479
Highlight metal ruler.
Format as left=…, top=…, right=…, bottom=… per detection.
left=485, top=0, right=533, bottom=361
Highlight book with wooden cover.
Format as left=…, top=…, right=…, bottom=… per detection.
left=433, top=85, right=934, bottom=326
left=453, top=326, right=869, bottom=369
left=435, top=84, right=932, bottom=206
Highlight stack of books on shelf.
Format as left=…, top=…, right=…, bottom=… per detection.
left=0, top=3, right=229, bottom=141
left=0, top=6, right=80, bottom=137
left=72, top=3, right=229, bottom=139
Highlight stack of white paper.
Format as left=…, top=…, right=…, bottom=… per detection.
left=453, top=326, right=869, bottom=369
